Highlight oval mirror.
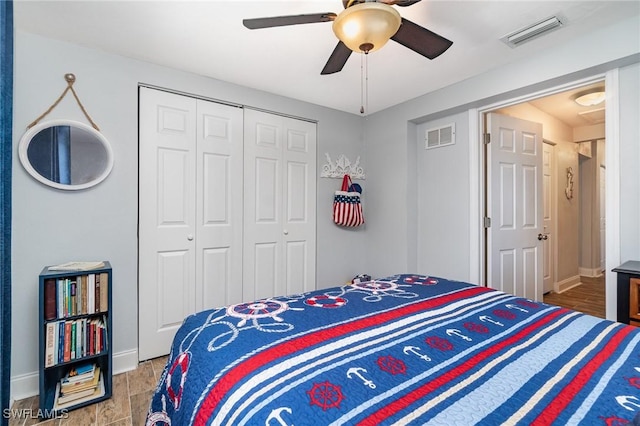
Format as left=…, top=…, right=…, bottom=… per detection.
left=18, top=119, right=113, bottom=190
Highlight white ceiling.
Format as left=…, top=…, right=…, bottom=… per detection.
left=13, top=1, right=640, bottom=118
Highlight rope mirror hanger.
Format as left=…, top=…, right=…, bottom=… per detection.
left=27, top=73, right=100, bottom=131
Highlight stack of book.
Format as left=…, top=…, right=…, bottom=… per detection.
left=53, top=363, right=105, bottom=409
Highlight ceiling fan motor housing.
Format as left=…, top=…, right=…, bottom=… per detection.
left=332, top=2, right=402, bottom=53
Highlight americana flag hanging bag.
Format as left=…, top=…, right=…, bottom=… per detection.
left=333, top=174, right=364, bottom=227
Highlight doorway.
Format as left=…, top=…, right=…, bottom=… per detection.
left=482, top=80, right=607, bottom=318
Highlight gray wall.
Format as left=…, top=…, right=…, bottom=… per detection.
left=415, top=113, right=470, bottom=281
left=619, top=63, right=640, bottom=262
left=362, top=16, right=639, bottom=288
left=11, top=31, right=365, bottom=397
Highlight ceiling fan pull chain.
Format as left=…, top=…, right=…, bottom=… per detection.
left=360, top=51, right=370, bottom=115
left=365, top=51, right=369, bottom=115
left=360, top=52, right=365, bottom=114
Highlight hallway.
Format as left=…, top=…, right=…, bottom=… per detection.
left=543, top=276, right=605, bottom=319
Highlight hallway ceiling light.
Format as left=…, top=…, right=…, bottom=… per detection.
left=574, top=91, right=606, bottom=107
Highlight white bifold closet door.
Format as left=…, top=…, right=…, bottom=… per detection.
left=243, top=109, right=317, bottom=300
left=138, top=89, right=317, bottom=361
left=138, top=87, right=244, bottom=361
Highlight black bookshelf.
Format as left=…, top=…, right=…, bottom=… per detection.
left=38, top=262, right=112, bottom=417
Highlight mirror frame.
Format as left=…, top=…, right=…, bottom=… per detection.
left=18, top=119, right=114, bottom=190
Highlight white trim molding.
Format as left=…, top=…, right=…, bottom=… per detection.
left=578, top=267, right=603, bottom=278
left=604, top=68, right=620, bottom=321
left=556, top=274, right=582, bottom=293
left=10, top=349, right=139, bottom=401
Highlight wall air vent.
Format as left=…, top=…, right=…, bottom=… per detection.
left=425, top=123, right=455, bottom=149
left=501, top=15, right=564, bottom=48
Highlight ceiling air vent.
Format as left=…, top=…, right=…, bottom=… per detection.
left=501, top=15, right=564, bottom=48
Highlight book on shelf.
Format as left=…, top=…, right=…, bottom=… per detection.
left=63, top=322, right=72, bottom=363
left=99, top=272, right=108, bottom=313
left=53, top=371, right=105, bottom=409
left=48, top=261, right=106, bottom=271
left=95, top=274, right=101, bottom=313
left=62, top=363, right=95, bottom=384
left=45, top=322, right=56, bottom=368
left=44, top=278, right=57, bottom=320
left=61, top=366, right=100, bottom=393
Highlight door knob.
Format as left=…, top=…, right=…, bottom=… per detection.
left=283, top=229, right=289, bottom=235
left=187, top=234, right=194, bottom=241
left=537, top=233, right=548, bottom=241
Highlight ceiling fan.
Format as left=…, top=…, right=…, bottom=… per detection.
left=243, top=0, right=453, bottom=75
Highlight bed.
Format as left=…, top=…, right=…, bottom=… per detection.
left=146, top=274, right=640, bottom=425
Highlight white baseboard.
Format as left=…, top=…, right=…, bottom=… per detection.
left=112, top=349, right=139, bottom=376
left=9, top=371, right=38, bottom=402
left=10, top=348, right=139, bottom=402
left=578, top=267, right=603, bottom=278
left=555, top=274, right=582, bottom=293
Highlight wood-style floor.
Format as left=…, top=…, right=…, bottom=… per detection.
left=9, top=356, right=168, bottom=426
left=543, top=276, right=606, bottom=319
left=9, top=277, right=605, bottom=425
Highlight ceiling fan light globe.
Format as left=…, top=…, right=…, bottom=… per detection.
left=332, top=2, right=401, bottom=53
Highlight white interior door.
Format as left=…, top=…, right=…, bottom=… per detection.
left=487, top=112, right=543, bottom=301
left=542, top=142, right=555, bottom=294
left=139, top=88, right=243, bottom=360
left=243, top=109, right=316, bottom=301
left=139, top=88, right=197, bottom=360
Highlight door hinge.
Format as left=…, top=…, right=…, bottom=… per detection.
left=484, top=217, right=491, bottom=228
left=483, top=133, right=491, bottom=144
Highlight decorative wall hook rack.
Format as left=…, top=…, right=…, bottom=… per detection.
left=321, top=153, right=366, bottom=179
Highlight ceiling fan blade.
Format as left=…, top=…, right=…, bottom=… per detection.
left=343, top=0, right=421, bottom=7
left=243, top=13, right=336, bottom=29
left=321, top=41, right=352, bottom=75
left=391, top=18, right=453, bottom=59
left=384, top=0, right=422, bottom=6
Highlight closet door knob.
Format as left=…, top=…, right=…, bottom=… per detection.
left=187, top=234, right=194, bottom=241
left=283, top=230, right=289, bottom=235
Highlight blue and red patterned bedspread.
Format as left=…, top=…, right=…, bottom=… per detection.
left=146, top=274, right=640, bottom=425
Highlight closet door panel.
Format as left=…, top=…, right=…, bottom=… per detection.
left=244, top=110, right=316, bottom=301
left=196, top=100, right=244, bottom=310
left=201, top=247, right=231, bottom=310
left=244, top=110, right=284, bottom=301
left=255, top=157, right=280, bottom=223
left=253, top=243, right=278, bottom=299
left=282, top=117, right=316, bottom=294
left=157, top=251, right=192, bottom=326
left=202, top=153, right=230, bottom=223
left=286, top=241, right=307, bottom=294
left=139, top=88, right=197, bottom=361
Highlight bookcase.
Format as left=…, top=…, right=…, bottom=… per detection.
left=38, top=262, right=112, bottom=417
